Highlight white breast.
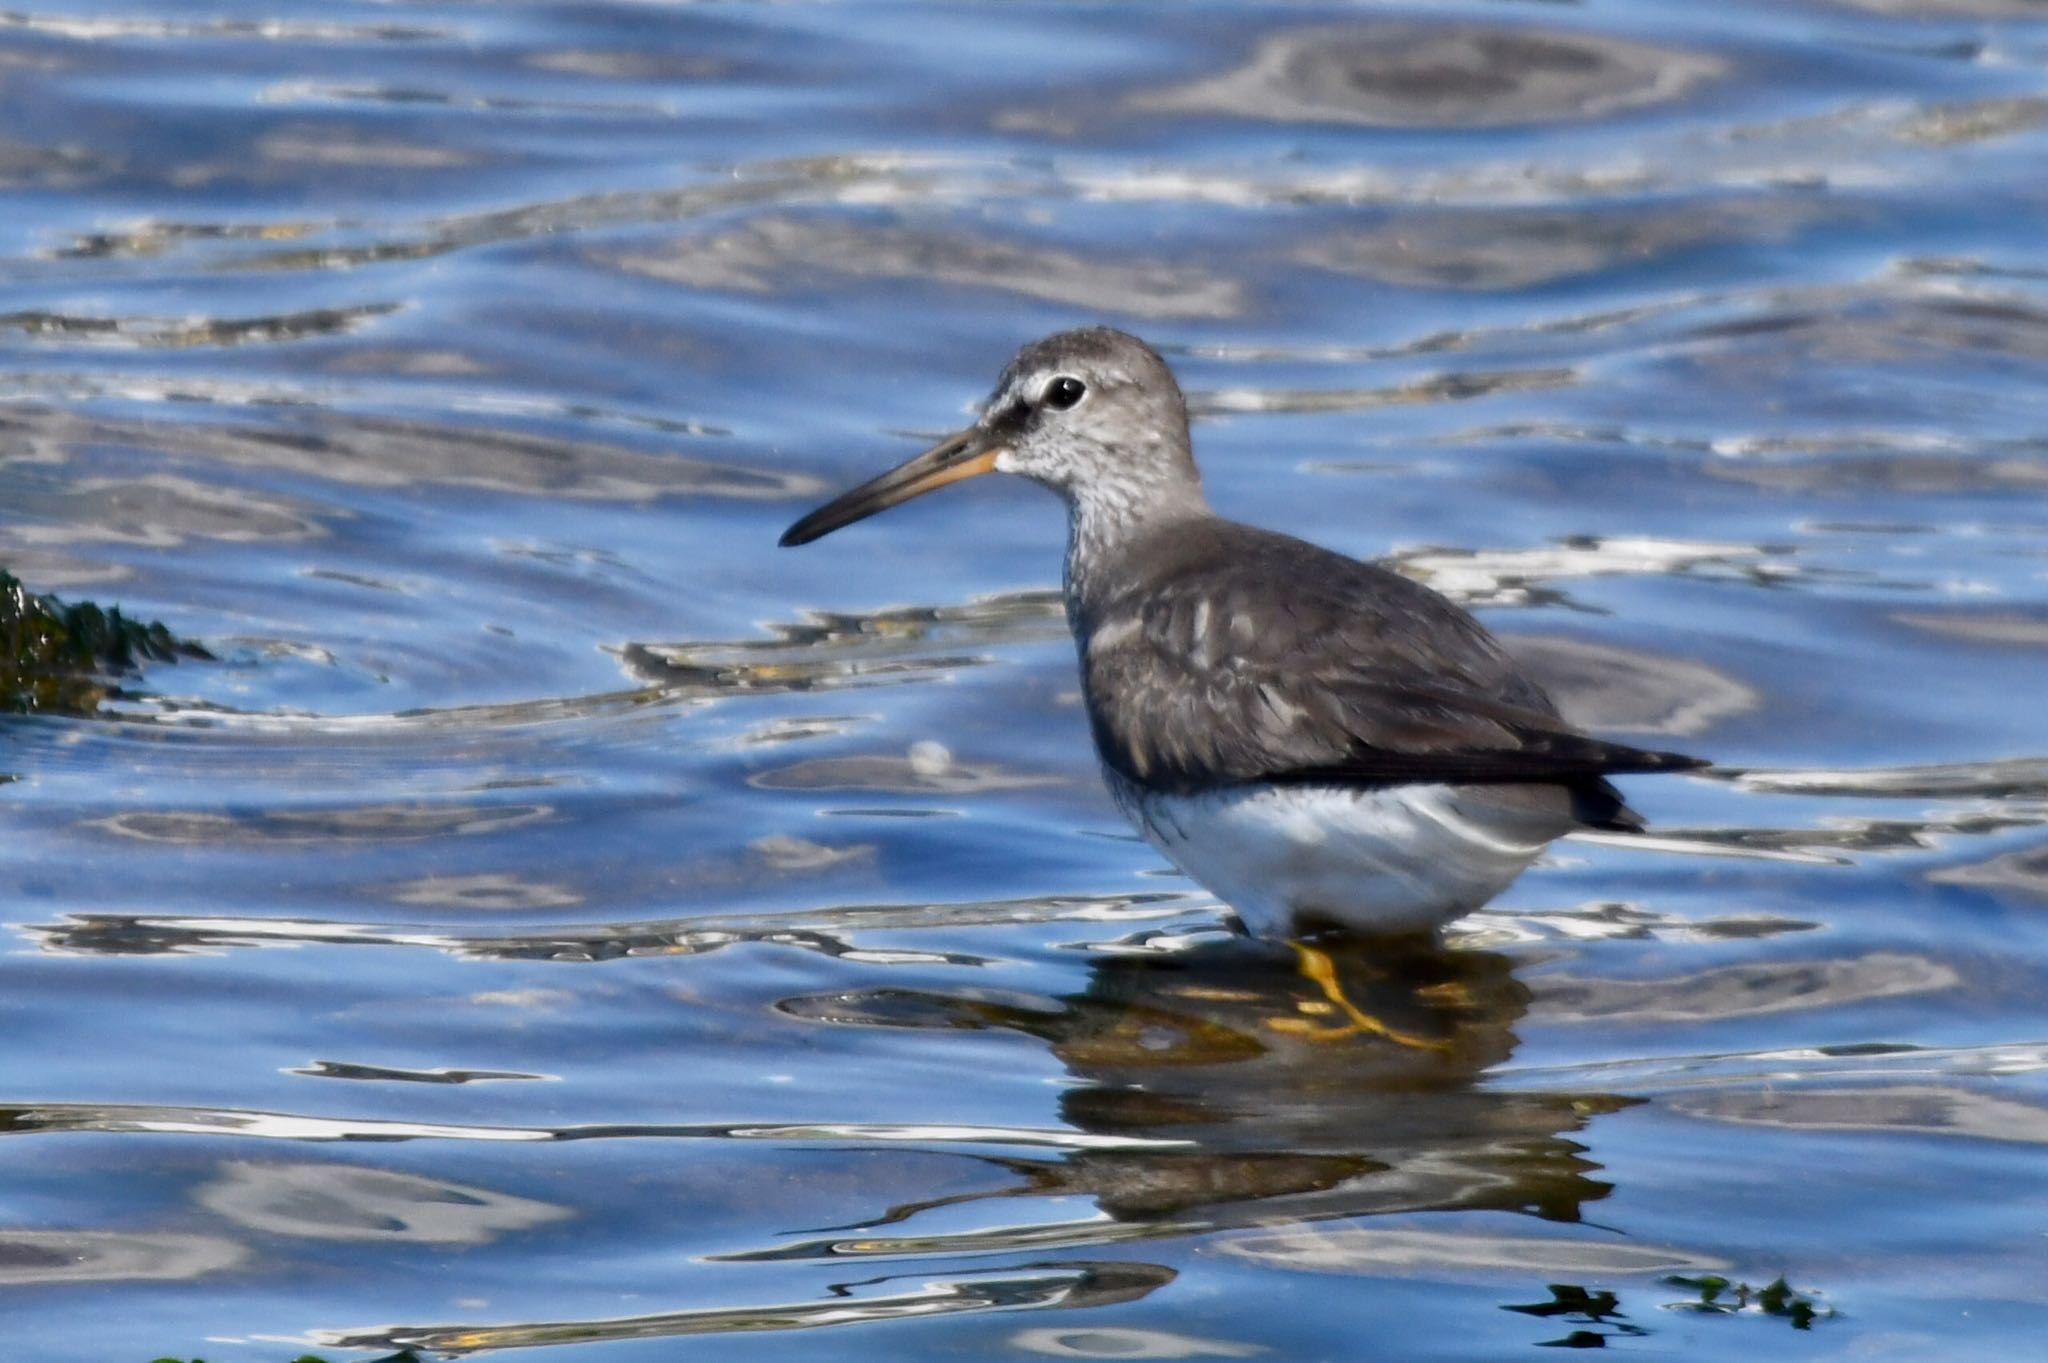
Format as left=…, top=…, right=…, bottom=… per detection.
left=1105, top=772, right=1564, bottom=938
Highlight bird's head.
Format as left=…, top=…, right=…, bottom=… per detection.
left=779, top=327, right=1200, bottom=548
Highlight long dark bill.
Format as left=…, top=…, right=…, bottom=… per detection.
left=779, top=426, right=1005, bottom=547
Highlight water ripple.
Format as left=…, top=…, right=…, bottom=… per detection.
left=314, top=1262, right=1178, bottom=1355
left=0, top=11, right=450, bottom=41
left=21, top=893, right=1192, bottom=961
left=1132, top=23, right=1725, bottom=128
left=1734, top=756, right=2048, bottom=799
left=0, top=1103, right=1189, bottom=1152
left=0, top=302, right=398, bottom=347
left=0, top=406, right=793, bottom=501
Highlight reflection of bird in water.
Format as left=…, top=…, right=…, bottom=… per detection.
left=782, top=328, right=1706, bottom=940
left=778, top=937, right=1634, bottom=1237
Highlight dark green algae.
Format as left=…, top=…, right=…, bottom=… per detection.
left=1, top=568, right=209, bottom=718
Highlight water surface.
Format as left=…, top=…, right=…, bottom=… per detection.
left=5, top=0, right=2048, bottom=1358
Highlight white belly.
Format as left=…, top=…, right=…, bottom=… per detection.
left=1106, top=772, right=1563, bottom=939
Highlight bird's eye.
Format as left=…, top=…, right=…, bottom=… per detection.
left=1043, top=376, right=1087, bottom=410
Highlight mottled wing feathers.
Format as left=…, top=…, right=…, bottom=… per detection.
left=1079, top=524, right=1706, bottom=798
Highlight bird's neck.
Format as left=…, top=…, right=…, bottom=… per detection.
left=1062, top=476, right=1209, bottom=627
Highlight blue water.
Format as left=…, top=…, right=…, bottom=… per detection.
left=5, top=0, right=2048, bottom=1358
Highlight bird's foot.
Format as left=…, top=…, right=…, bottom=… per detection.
left=1266, top=941, right=1454, bottom=1051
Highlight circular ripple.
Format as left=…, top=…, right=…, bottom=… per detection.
left=0, top=1229, right=246, bottom=1284
left=1137, top=23, right=1724, bottom=128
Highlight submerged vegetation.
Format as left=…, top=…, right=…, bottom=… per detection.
left=1506, top=1276, right=1836, bottom=1347
left=1, top=569, right=209, bottom=717
left=1665, top=1274, right=1836, bottom=1329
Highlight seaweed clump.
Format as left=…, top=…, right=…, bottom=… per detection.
left=1, top=569, right=210, bottom=717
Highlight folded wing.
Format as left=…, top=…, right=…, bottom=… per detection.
left=1080, top=526, right=1706, bottom=799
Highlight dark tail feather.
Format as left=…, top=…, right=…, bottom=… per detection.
left=1570, top=777, right=1646, bottom=832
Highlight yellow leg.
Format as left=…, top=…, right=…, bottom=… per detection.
left=1264, top=941, right=1454, bottom=1051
